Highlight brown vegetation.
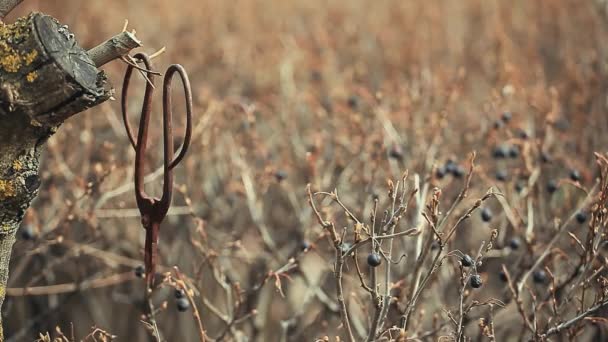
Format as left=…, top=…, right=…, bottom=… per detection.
left=2, top=0, right=608, bottom=341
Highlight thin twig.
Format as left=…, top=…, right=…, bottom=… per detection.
left=542, top=299, right=608, bottom=337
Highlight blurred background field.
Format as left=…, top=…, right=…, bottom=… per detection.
left=3, top=0, right=608, bottom=341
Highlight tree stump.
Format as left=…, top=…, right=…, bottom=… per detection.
left=0, top=12, right=131, bottom=339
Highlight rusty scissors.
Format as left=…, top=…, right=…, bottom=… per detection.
left=122, top=52, right=193, bottom=289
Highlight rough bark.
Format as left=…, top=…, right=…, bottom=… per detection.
left=0, top=13, right=119, bottom=339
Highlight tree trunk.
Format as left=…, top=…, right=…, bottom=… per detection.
left=0, top=13, right=114, bottom=339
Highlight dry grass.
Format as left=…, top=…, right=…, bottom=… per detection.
left=2, top=0, right=608, bottom=341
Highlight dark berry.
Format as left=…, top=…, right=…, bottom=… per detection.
left=301, top=240, right=311, bottom=251
left=367, top=253, right=382, bottom=267
left=518, top=129, right=529, bottom=140
left=569, top=169, right=581, bottom=182
left=436, top=166, right=447, bottom=179
left=347, top=95, right=359, bottom=109
left=495, top=169, right=508, bottom=182
left=176, top=297, right=190, bottom=312
left=501, top=111, right=512, bottom=122
left=431, top=241, right=440, bottom=250
left=493, top=120, right=504, bottom=129
left=452, top=165, right=465, bottom=178
left=445, top=159, right=457, bottom=173
left=134, top=265, right=145, bottom=278
left=555, top=118, right=570, bottom=131
left=533, top=269, right=547, bottom=284
left=274, top=170, right=287, bottom=182
left=20, top=225, right=36, bottom=240
left=470, top=274, right=483, bottom=288
left=508, top=145, right=519, bottom=158
left=480, top=207, right=493, bottom=222
left=389, top=145, right=404, bottom=160
left=492, top=145, right=509, bottom=159
left=546, top=180, right=558, bottom=194
left=499, top=269, right=508, bottom=282
left=310, top=70, right=322, bottom=81
left=515, top=182, right=525, bottom=193
left=509, top=237, right=521, bottom=250
left=575, top=211, right=587, bottom=224
left=175, top=288, right=185, bottom=299
left=461, top=254, right=474, bottom=267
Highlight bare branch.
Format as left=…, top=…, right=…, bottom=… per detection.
left=87, top=31, right=142, bottom=67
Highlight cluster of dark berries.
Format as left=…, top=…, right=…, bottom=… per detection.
left=493, top=111, right=512, bottom=129
left=492, top=144, right=519, bottom=159
left=460, top=254, right=483, bottom=288
left=436, top=159, right=465, bottom=179
left=174, top=288, right=190, bottom=312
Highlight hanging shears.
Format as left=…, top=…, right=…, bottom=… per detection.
left=121, top=52, right=193, bottom=289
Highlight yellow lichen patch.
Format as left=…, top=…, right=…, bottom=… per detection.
left=0, top=52, right=21, bottom=72
left=0, top=286, right=5, bottom=299
left=12, top=160, right=22, bottom=171
left=26, top=71, right=37, bottom=82
left=0, top=179, right=16, bottom=199
left=24, top=49, right=37, bottom=65
left=0, top=16, right=33, bottom=73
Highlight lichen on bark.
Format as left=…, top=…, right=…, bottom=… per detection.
left=0, top=12, right=114, bottom=340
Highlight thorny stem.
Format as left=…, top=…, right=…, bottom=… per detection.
left=174, top=268, right=208, bottom=342
left=516, top=182, right=599, bottom=294
left=376, top=176, right=412, bottom=336
left=502, top=266, right=535, bottom=333
left=437, top=152, right=476, bottom=234
left=307, top=184, right=355, bottom=341
left=145, top=290, right=162, bottom=342
left=542, top=299, right=608, bottom=338
left=367, top=191, right=382, bottom=342
left=343, top=228, right=420, bottom=257
left=401, top=249, right=445, bottom=330
left=402, top=153, right=477, bottom=330
left=334, top=248, right=356, bottom=342
left=455, top=243, right=485, bottom=341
